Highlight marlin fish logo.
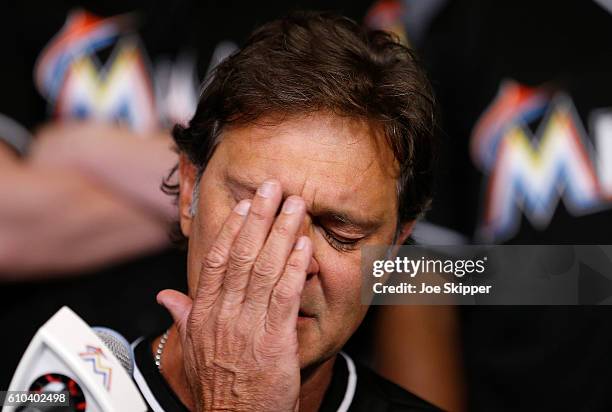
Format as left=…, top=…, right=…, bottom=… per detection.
left=471, top=80, right=612, bottom=242
left=79, top=345, right=113, bottom=391
left=33, top=10, right=157, bottom=132
left=35, top=10, right=133, bottom=101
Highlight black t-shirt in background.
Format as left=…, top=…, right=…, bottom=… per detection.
left=422, top=1, right=612, bottom=411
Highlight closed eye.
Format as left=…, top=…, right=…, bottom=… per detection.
left=319, top=226, right=363, bottom=252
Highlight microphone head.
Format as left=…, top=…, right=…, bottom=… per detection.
left=92, top=327, right=135, bottom=376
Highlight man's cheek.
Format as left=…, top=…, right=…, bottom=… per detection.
left=198, top=201, right=233, bottom=245
left=186, top=212, right=222, bottom=291
left=333, top=267, right=367, bottom=327
left=323, top=268, right=363, bottom=314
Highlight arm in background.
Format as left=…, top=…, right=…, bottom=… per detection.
left=373, top=305, right=466, bottom=412
left=0, top=142, right=170, bottom=279
left=28, top=122, right=179, bottom=222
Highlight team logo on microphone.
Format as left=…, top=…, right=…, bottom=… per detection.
left=79, top=345, right=113, bottom=391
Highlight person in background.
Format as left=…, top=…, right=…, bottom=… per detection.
left=368, top=1, right=612, bottom=411
left=0, top=0, right=372, bottom=389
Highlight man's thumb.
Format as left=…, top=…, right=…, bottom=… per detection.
left=157, top=289, right=192, bottom=343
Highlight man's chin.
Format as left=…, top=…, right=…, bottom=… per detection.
left=296, top=315, right=346, bottom=371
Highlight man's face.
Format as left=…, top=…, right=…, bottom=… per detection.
left=179, top=112, right=407, bottom=368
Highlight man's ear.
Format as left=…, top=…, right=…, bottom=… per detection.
left=395, top=220, right=416, bottom=245
left=178, top=154, right=198, bottom=237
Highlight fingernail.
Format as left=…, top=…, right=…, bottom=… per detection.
left=282, top=197, right=302, bottom=214
left=295, top=236, right=307, bottom=250
left=234, top=200, right=251, bottom=216
left=257, top=180, right=276, bottom=198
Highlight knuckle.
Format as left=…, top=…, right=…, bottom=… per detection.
left=244, top=293, right=267, bottom=312
left=203, top=247, right=226, bottom=271
left=232, top=322, right=251, bottom=342
left=273, top=284, right=299, bottom=306
left=229, top=239, right=256, bottom=267
left=248, top=204, right=268, bottom=222
left=272, top=222, right=291, bottom=239
left=285, top=255, right=304, bottom=272
left=214, top=308, right=241, bottom=335
left=223, top=278, right=248, bottom=295
left=224, top=214, right=244, bottom=235
left=252, top=255, right=278, bottom=279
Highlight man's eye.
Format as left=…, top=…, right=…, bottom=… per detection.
left=321, top=227, right=360, bottom=252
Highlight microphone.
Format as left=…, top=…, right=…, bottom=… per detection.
left=3, top=307, right=147, bottom=412
left=91, top=328, right=134, bottom=377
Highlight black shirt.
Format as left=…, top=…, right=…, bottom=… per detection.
left=132, top=336, right=441, bottom=412
left=419, top=1, right=612, bottom=411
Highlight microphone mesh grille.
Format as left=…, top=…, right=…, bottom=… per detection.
left=93, top=327, right=135, bottom=376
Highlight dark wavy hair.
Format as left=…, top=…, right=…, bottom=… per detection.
left=163, top=11, right=436, bottom=242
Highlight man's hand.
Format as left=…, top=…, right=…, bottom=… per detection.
left=158, top=180, right=312, bottom=412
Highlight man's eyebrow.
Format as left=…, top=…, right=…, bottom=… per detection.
left=314, top=207, right=383, bottom=233
left=225, top=172, right=260, bottom=193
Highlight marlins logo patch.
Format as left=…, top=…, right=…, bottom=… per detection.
left=472, top=80, right=612, bottom=242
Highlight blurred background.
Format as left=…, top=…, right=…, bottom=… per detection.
left=2, top=1, right=612, bottom=411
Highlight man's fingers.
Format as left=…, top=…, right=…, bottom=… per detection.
left=266, top=236, right=312, bottom=334
left=222, top=180, right=282, bottom=306
left=157, top=289, right=193, bottom=344
left=244, top=196, right=306, bottom=312
left=194, top=199, right=251, bottom=310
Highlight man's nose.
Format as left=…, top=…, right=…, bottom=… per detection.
left=298, top=214, right=320, bottom=278
left=305, top=254, right=320, bottom=279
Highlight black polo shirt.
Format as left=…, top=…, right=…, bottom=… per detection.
left=131, top=337, right=441, bottom=412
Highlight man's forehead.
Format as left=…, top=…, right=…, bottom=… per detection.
left=214, top=112, right=399, bottom=224
left=220, top=112, right=397, bottom=180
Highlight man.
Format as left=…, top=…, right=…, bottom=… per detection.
left=132, top=11, right=440, bottom=411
